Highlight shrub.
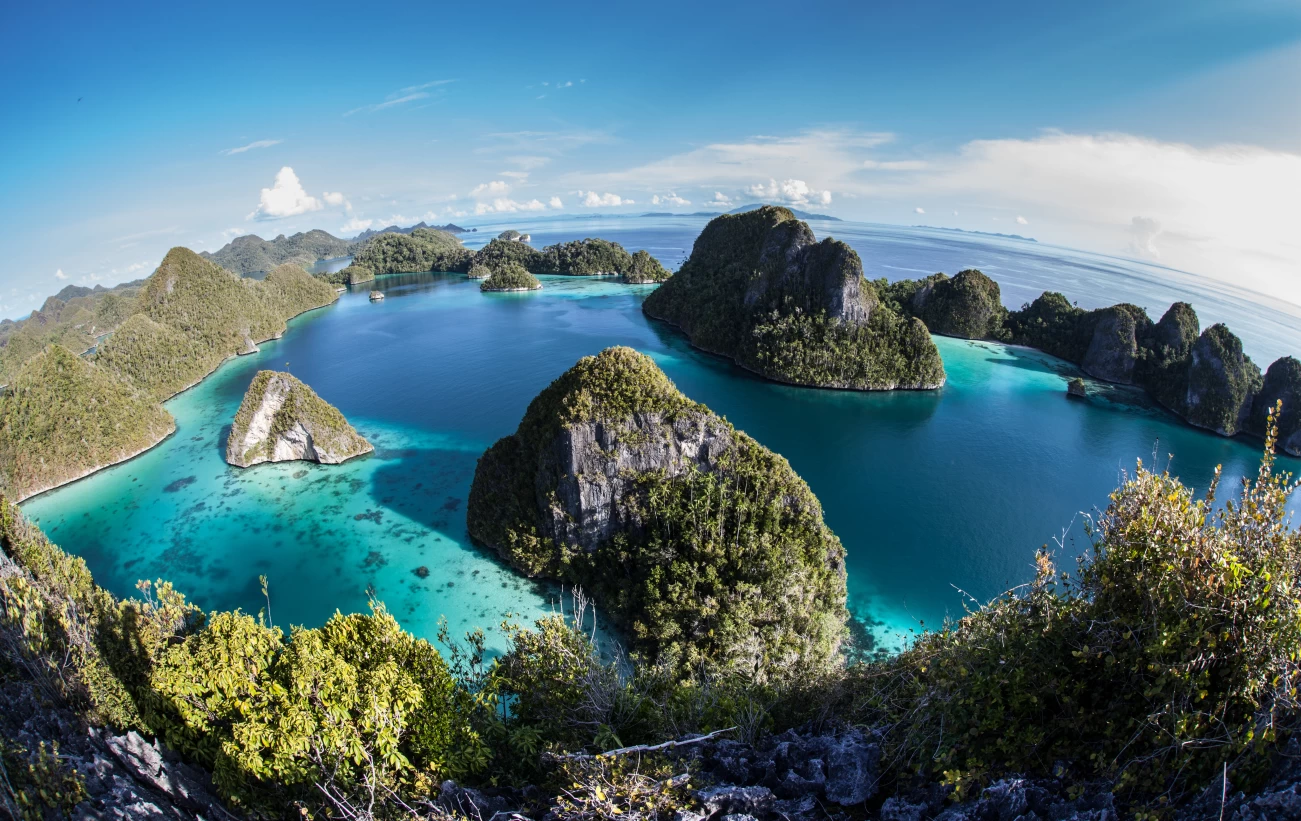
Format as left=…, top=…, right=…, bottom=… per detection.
left=848, top=412, right=1301, bottom=805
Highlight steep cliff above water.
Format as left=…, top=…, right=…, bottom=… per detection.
left=226, top=371, right=372, bottom=467
left=642, top=207, right=944, bottom=390
left=466, top=346, right=848, bottom=679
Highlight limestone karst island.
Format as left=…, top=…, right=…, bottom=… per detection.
left=3, top=4, right=1301, bottom=820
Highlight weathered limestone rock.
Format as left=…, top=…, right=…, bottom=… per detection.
left=1081, top=306, right=1147, bottom=384
left=225, top=370, right=372, bottom=467
left=1184, top=324, right=1262, bottom=436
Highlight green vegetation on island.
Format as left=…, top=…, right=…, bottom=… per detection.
left=624, top=248, right=672, bottom=283
left=0, top=281, right=145, bottom=386
left=467, top=346, right=847, bottom=679
left=473, top=237, right=543, bottom=272
left=96, top=252, right=337, bottom=400
left=479, top=261, right=542, bottom=292
left=349, top=229, right=473, bottom=275
left=643, top=206, right=944, bottom=390
left=885, top=268, right=1296, bottom=448
left=201, top=229, right=350, bottom=276
left=227, top=370, right=373, bottom=467
left=0, top=346, right=174, bottom=500
left=0, top=249, right=338, bottom=499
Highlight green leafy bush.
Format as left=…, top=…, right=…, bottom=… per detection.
left=845, top=415, right=1301, bottom=805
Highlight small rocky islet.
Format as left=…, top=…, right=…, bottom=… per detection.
left=225, top=370, right=372, bottom=467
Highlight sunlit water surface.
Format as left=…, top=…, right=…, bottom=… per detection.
left=23, top=216, right=1301, bottom=653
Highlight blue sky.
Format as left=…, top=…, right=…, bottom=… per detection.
left=2, top=0, right=1300, bottom=317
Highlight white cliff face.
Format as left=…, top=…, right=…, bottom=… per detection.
left=226, top=371, right=372, bottom=467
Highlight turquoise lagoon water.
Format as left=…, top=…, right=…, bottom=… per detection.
left=21, top=216, right=1301, bottom=653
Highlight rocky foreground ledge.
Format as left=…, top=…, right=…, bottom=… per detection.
left=225, top=370, right=372, bottom=467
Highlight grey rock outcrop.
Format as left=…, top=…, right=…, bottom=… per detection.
left=1183, top=324, right=1262, bottom=436
left=1081, top=306, right=1148, bottom=385
left=226, top=370, right=372, bottom=467
left=539, top=412, right=734, bottom=552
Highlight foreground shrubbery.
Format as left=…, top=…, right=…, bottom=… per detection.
left=4, top=410, right=1301, bottom=816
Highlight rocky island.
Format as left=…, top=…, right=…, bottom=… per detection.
left=479, top=261, right=542, bottom=292
left=467, top=346, right=847, bottom=678
left=883, top=269, right=1301, bottom=451
left=643, top=206, right=944, bottom=390
left=226, top=370, right=372, bottom=467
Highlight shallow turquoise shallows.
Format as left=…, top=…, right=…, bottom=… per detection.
left=21, top=216, right=1301, bottom=653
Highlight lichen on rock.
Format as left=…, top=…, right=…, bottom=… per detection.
left=226, top=370, right=372, bottom=467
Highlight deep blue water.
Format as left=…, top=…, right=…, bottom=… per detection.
left=21, top=216, right=1301, bottom=653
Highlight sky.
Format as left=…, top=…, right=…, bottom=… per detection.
left=2, top=0, right=1300, bottom=318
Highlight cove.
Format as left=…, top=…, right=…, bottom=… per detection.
left=21, top=216, right=1301, bottom=653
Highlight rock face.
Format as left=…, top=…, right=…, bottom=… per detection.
left=1081, top=305, right=1150, bottom=385
left=643, top=206, right=943, bottom=390
left=910, top=269, right=1006, bottom=339
left=1183, top=324, right=1262, bottom=436
left=1250, top=356, right=1301, bottom=455
left=540, top=412, right=735, bottom=550
left=226, top=371, right=372, bottom=467
left=467, top=346, right=847, bottom=679
left=1153, top=301, right=1200, bottom=359
left=1067, top=377, right=1087, bottom=398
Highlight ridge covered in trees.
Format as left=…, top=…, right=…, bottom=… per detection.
left=0, top=250, right=338, bottom=500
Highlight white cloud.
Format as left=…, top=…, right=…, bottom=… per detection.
left=54, top=268, right=66, bottom=280
left=1016, top=215, right=1028, bottom=225
left=221, top=227, right=248, bottom=240
left=340, top=217, right=375, bottom=235
left=249, top=167, right=324, bottom=220
left=584, top=130, right=889, bottom=193
left=899, top=132, right=1301, bottom=299
left=863, top=159, right=927, bottom=171
left=704, top=192, right=733, bottom=208
left=652, top=193, right=691, bottom=206
left=559, top=81, right=573, bottom=88
left=220, top=139, right=282, bottom=156
left=473, top=198, right=548, bottom=215
left=915, top=207, right=925, bottom=215
left=745, top=178, right=832, bottom=207
left=1127, top=216, right=1163, bottom=258
left=471, top=180, right=512, bottom=196
left=548, top=196, right=564, bottom=209
left=500, top=171, right=530, bottom=180
left=323, top=191, right=348, bottom=208
left=579, top=191, right=633, bottom=207
left=344, top=80, right=454, bottom=116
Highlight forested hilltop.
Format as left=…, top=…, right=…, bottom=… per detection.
left=334, top=228, right=671, bottom=286
left=201, top=229, right=350, bottom=276
left=879, top=268, right=1301, bottom=452
left=643, top=206, right=944, bottom=390
left=5, top=350, right=1301, bottom=819
left=0, top=249, right=338, bottom=500
left=0, top=280, right=144, bottom=386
